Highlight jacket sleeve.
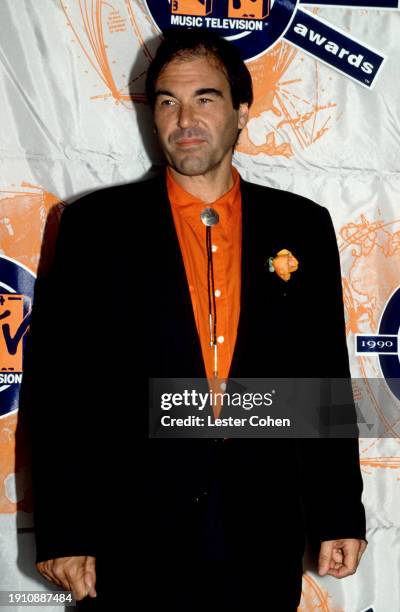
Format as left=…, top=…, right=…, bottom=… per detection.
left=21, top=201, right=100, bottom=563
left=295, top=205, right=367, bottom=544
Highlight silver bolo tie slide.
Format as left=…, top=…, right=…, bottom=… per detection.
left=200, top=207, right=219, bottom=227
left=200, top=207, right=220, bottom=377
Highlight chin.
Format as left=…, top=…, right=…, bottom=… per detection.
left=173, top=158, right=210, bottom=176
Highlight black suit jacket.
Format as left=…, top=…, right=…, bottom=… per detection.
left=22, top=172, right=366, bottom=565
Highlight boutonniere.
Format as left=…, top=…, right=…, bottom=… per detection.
left=266, top=249, right=299, bottom=282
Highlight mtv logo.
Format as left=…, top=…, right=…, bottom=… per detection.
left=228, top=0, right=270, bottom=19
left=0, top=294, right=24, bottom=372
left=170, top=0, right=213, bottom=16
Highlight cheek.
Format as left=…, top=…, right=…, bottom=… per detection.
left=219, top=114, right=241, bottom=138
left=154, top=116, right=173, bottom=141
left=207, top=113, right=235, bottom=134
left=217, top=108, right=239, bottom=128
left=154, top=107, right=174, bottom=124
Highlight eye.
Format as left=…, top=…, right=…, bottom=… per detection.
left=198, top=98, right=212, bottom=104
left=159, top=98, right=176, bottom=107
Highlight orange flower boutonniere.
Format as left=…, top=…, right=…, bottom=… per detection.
left=267, top=249, right=299, bottom=282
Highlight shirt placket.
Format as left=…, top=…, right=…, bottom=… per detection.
left=211, top=223, right=229, bottom=382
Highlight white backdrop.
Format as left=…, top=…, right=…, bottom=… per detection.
left=0, top=1, right=399, bottom=611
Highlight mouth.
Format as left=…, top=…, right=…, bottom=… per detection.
left=175, top=138, right=206, bottom=148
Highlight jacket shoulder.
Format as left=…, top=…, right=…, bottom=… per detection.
left=241, top=179, right=328, bottom=220
left=62, top=176, right=163, bottom=224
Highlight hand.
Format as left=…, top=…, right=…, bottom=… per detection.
left=36, top=556, right=97, bottom=601
left=318, top=539, right=367, bottom=578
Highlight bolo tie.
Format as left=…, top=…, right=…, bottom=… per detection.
left=200, top=207, right=220, bottom=378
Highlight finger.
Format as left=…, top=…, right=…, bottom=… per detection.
left=37, top=562, right=64, bottom=589
left=318, top=541, right=334, bottom=576
left=330, top=561, right=342, bottom=570
left=332, top=548, right=344, bottom=562
left=51, top=565, right=72, bottom=593
left=327, top=548, right=360, bottom=578
left=329, top=554, right=343, bottom=569
left=84, top=557, right=97, bottom=598
left=342, top=543, right=359, bottom=574
left=84, top=576, right=97, bottom=598
left=45, top=561, right=65, bottom=589
left=37, top=566, right=56, bottom=585
left=45, top=572, right=64, bottom=589
left=65, top=563, right=91, bottom=601
left=326, top=564, right=356, bottom=579
left=36, top=562, right=52, bottom=581
left=69, top=575, right=91, bottom=602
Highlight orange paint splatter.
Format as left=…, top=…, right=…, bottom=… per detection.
left=236, top=42, right=338, bottom=158
left=298, top=574, right=343, bottom=612
left=340, top=215, right=400, bottom=334
left=0, top=184, right=63, bottom=275
left=60, top=0, right=157, bottom=106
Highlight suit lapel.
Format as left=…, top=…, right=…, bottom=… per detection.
left=149, top=173, right=206, bottom=378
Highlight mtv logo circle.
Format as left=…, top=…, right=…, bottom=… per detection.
left=145, top=0, right=298, bottom=61
left=0, top=255, right=35, bottom=418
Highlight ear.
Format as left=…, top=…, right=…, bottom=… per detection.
left=237, top=103, right=249, bottom=130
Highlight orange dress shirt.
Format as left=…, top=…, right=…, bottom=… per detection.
left=167, top=167, right=242, bottom=402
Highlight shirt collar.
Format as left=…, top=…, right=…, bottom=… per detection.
left=167, top=166, right=241, bottom=228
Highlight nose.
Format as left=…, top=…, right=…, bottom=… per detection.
left=177, top=103, right=197, bottom=129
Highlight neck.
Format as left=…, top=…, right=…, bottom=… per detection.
left=168, top=158, right=234, bottom=203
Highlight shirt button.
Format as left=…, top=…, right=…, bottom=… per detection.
left=212, top=245, right=218, bottom=253
left=214, top=289, right=221, bottom=298
left=217, top=335, right=224, bottom=344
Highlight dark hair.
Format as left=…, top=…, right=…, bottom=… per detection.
left=145, top=28, right=253, bottom=110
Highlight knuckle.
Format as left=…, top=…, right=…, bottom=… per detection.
left=37, top=568, right=48, bottom=579
left=67, top=562, right=82, bottom=578
left=52, top=566, right=64, bottom=579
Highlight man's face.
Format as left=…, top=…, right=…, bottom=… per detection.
left=153, top=55, right=249, bottom=176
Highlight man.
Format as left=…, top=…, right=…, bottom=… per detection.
left=23, top=29, right=367, bottom=611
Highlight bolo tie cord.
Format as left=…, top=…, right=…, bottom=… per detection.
left=206, top=226, right=218, bottom=377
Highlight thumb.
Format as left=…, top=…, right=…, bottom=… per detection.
left=84, top=557, right=97, bottom=598
left=318, top=541, right=334, bottom=576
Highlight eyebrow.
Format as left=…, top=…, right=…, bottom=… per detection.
left=154, top=88, right=224, bottom=99
left=195, top=88, right=224, bottom=98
